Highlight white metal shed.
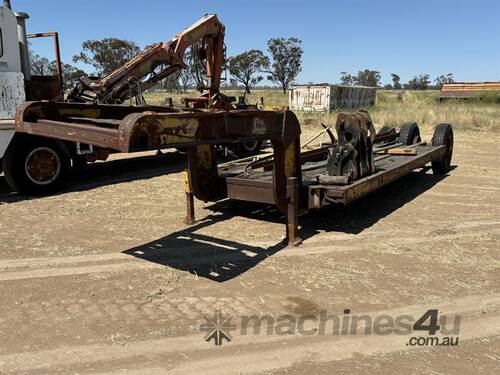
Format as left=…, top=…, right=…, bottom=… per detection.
left=289, top=83, right=377, bottom=112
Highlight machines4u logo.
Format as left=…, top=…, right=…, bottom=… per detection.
left=200, top=311, right=237, bottom=346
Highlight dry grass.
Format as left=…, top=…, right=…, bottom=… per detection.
left=143, top=89, right=500, bottom=133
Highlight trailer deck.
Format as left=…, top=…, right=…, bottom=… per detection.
left=182, top=113, right=454, bottom=245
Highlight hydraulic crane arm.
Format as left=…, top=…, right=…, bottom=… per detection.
left=67, top=14, right=225, bottom=105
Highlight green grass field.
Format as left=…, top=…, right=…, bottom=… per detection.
left=143, top=89, right=500, bottom=134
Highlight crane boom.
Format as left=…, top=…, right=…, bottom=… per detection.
left=67, top=14, right=225, bottom=105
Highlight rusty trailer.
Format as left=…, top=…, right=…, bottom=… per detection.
left=180, top=111, right=454, bottom=245
left=9, top=101, right=296, bottom=194
left=12, top=101, right=453, bottom=246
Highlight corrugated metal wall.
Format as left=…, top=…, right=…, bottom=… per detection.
left=330, top=85, right=376, bottom=109
left=289, top=84, right=377, bottom=112
left=288, top=85, right=330, bottom=112
left=440, top=82, right=500, bottom=99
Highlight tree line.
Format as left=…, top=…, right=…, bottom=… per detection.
left=339, top=70, right=455, bottom=90
left=30, top=36, right=454, bottom=93
left=30, top=36, right=304, bottom=94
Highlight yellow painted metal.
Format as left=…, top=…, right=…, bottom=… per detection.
left=183, top=170, right=191, bottom=193
left=379, top=148, right=417, bottom=155
left=154, top=117, right=199, bottom=144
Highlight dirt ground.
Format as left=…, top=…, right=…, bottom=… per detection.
left=0, top=129, right=499, bottom=374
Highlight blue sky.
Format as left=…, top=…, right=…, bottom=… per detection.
left=13, top=0, right=500, bottom=85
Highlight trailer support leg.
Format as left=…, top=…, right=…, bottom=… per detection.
left=184, top=192, right=195, bottom=225
left=183, top=171, right=195, bottom=225
left=286, top=177, right=302, bottom=246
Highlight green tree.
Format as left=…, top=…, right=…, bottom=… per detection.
left=434, top=73, right=454, bottom=89
left=354, top=69, right=381, bottom=87
left=340, top=72, right=354, bottom=85
left=339, top=70, right=380, bottom=87
left=163, top=74, right=180, bottom=93
left=59, top=63, right=88, bottom=90
left=391, top=73, right=402, bottom=89
left=405, top=74, right=431, bottom=90
left=228, top=49, right=269, bottom=94
left=73, top=38, right=140, bottom=75
left=264, top=37, right=303, bottom=93
left=30, top=50, right=87, bottom=90
left=29, top=51, right=52, bottom=76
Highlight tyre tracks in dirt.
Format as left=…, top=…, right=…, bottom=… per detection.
left=0, top=293, right=498, bottom=374
left=0, top=220, right=498, bottom=282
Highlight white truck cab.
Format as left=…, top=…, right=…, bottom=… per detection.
left=0, top=3, right=25, bottom=159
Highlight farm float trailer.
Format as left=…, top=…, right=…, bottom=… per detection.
left=177, top=110, right=454, bottom=245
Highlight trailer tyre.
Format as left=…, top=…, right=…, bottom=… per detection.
left=398, top=122, right=421, bottom=145
left=3, top=136, right=71, bottom=195
left=232, top=141, right=263, bottom=158
left=377, top=125, right=394, bottom=135
left=431, top=123, right=453, bottom=175
left=375, top=125, right=397, bottom=144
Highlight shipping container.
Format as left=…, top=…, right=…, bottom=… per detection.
left=289, top=83, right=377, bottom=112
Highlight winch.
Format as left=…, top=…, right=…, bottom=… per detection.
left=320, top=111, right=376, bottom=185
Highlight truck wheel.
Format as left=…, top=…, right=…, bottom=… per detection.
left=72, top=155, right=88, bottom=171
left=232, top=141, right=263, bottom=158
left=3, top=137, right=71, bottom=195
left=431, top=123, right=453, bottom=175
left=399, top=122, right=421, bottom=145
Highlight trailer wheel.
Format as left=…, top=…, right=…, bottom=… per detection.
left=375, top=125, right=397, bottom=144
left=3, top=136, right=71, bottom=195
left=377, top=125, right=394, bottom=135
left=431, top=123, right=453, bottom=175
left=232, top=141, right=263, bottom=158
left=399, top=122, right=421, bottom=145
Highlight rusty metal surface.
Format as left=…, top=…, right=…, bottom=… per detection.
left=332, top=85, right=377, bottom=109
left=19, top=119, right=120, bottom=149
left=289, top=84, right=377, bottom=112
left=325, top=111, right=375, bottom=182
left=182, top=110, right=302, bottom=212
left=204, top=111, right=452, bottom=244
left=226, top=178, right=275, bottom=204
left=440, top=81, right=500, bottom=99
left=68, top=14, right=226, bottom=106
left=308, top=145, right=446, bottom=207
left=441, top=82, right=500, bottom=91
left=26, top=32, right=64, bottom=101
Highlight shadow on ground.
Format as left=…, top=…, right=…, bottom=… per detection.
left=124, top=167, right=454, bottom=282
left=0, top=151, right=187, bottom=204
left=123, top=213, right=287, bottom=282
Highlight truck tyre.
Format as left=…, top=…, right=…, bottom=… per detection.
left=398, top=122, right=421, bottom=145
left=3, top=136, right=71, bottom=195
left=431, top=123, right=453, bottom=175
left=232, top=141, right=263, bottom=158
left=72, top=154, right=88, bottom=171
